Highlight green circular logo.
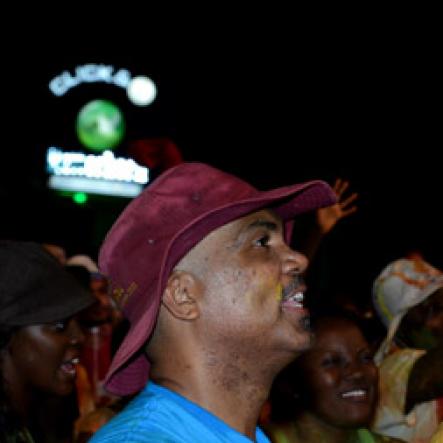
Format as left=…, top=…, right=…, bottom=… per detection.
left=76, top=99, right=125, bottom=151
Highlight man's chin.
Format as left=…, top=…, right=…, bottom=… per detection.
left=280, top=333, right=313, bottom=367
left=290, top=328, right=313, bottom=355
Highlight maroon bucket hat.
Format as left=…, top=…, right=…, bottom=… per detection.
left=99, top=162, right=336, bottom=395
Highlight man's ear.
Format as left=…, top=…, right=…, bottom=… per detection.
left=162, top=271, right=201, bottom=320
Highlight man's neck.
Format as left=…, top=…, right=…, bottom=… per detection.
left=151, top=360, right=275, bottom=440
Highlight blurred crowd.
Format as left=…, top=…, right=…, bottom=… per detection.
left=1, top=169, right=441, bottom=443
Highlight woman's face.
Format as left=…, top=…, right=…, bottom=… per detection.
left=6, top=316, right=85, bottom=397
left=401, top=288, right=443, bottom=349
left=299, top=318, right=379, bottom=428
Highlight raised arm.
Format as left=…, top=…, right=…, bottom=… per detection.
left=405, top=344, right=443, bottom=413
left=300, top=178, right=358, bottom=261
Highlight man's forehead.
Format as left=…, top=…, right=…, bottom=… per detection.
left=185, top=209, right=283, bottom=258
left=212, top=209, right=283, bottom=239
left=230, top=209, right=282, bottom=230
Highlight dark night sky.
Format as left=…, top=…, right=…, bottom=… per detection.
left=1, top=44, right=441, bottom=305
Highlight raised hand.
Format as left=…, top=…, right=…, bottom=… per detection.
left=316, top=178, right=358, bottom=234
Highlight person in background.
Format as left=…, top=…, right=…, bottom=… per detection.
left=66, top=255, right=121, bottom=403
left=265, top=309, right=400, bottom=443
left=42, top=243, right=67, bottom=265
left=295, top=177, right=358, bottom=261
left=65, top=255, right=124, bottom=442
left=0, top=241, right=94, bottom=443
left=430, top=423, right=442, bottom=443
left=90, top=161, right=336, bottom=442
left=371, top=257, right=443, bottom=442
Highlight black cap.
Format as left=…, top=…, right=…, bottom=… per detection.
left=0, top=240, right=95, bottom=326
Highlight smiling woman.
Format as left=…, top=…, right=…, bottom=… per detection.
left=265, top=309, right=402, bottom=443
left=0, top=241, right=95, bottom=443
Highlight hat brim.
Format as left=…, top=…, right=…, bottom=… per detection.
left=0, top=246, right=96, bottom=327
left=4, top=271, right=95, bottom=326
left=105, top=180, right=336, bottom=395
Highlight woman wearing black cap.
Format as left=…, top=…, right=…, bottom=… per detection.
left=0, top=241, right=95, bottom=443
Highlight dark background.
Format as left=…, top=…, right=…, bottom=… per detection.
left=1, top=45, right=440, bottom=306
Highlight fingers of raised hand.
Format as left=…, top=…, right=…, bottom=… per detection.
left=333, top=178, right=350, bottom=197
left=340, top=192, right=358, bottom=209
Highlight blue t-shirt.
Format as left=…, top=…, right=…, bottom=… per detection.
left=90, top=382, right=270, bottom=443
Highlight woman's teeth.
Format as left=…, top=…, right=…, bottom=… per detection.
left=60, top=358, right=80, bottom=375
left=341, top=389, right=367, bottom=398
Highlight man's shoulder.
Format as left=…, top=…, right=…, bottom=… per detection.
left=91, top=426, right=176, bottom=443
left=90, top=383, right=271, bottom=443
left=89, top=409, right=178, bottom=442
left=89, top=386, right=177, bottom=441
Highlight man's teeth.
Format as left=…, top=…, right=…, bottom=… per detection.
left=282, top=292, right=304, bottom=307
left=341, top=389, right=367, bottom=398
left=294, top=292, right=303, bottom=302
left=287, top=292, right=304, bottom=302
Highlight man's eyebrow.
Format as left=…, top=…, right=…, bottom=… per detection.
left=244, top=219, right=279, bottom=232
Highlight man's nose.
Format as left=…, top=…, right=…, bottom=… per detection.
left=282, top=245, right=308, bottom=276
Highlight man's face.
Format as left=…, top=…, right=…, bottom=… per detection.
left=186, top=209, right=310, bottom=365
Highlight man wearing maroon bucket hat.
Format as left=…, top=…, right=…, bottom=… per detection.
left=91, top=162, right=336, bottom=443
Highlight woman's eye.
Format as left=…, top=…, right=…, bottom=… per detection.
left=53, top=321, right=67, bottom=332
left=254, top=235, right=270, bottom=248
left=360, top=350, right=374, bottom=364
left=321, top=355, right=342, bottom=367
